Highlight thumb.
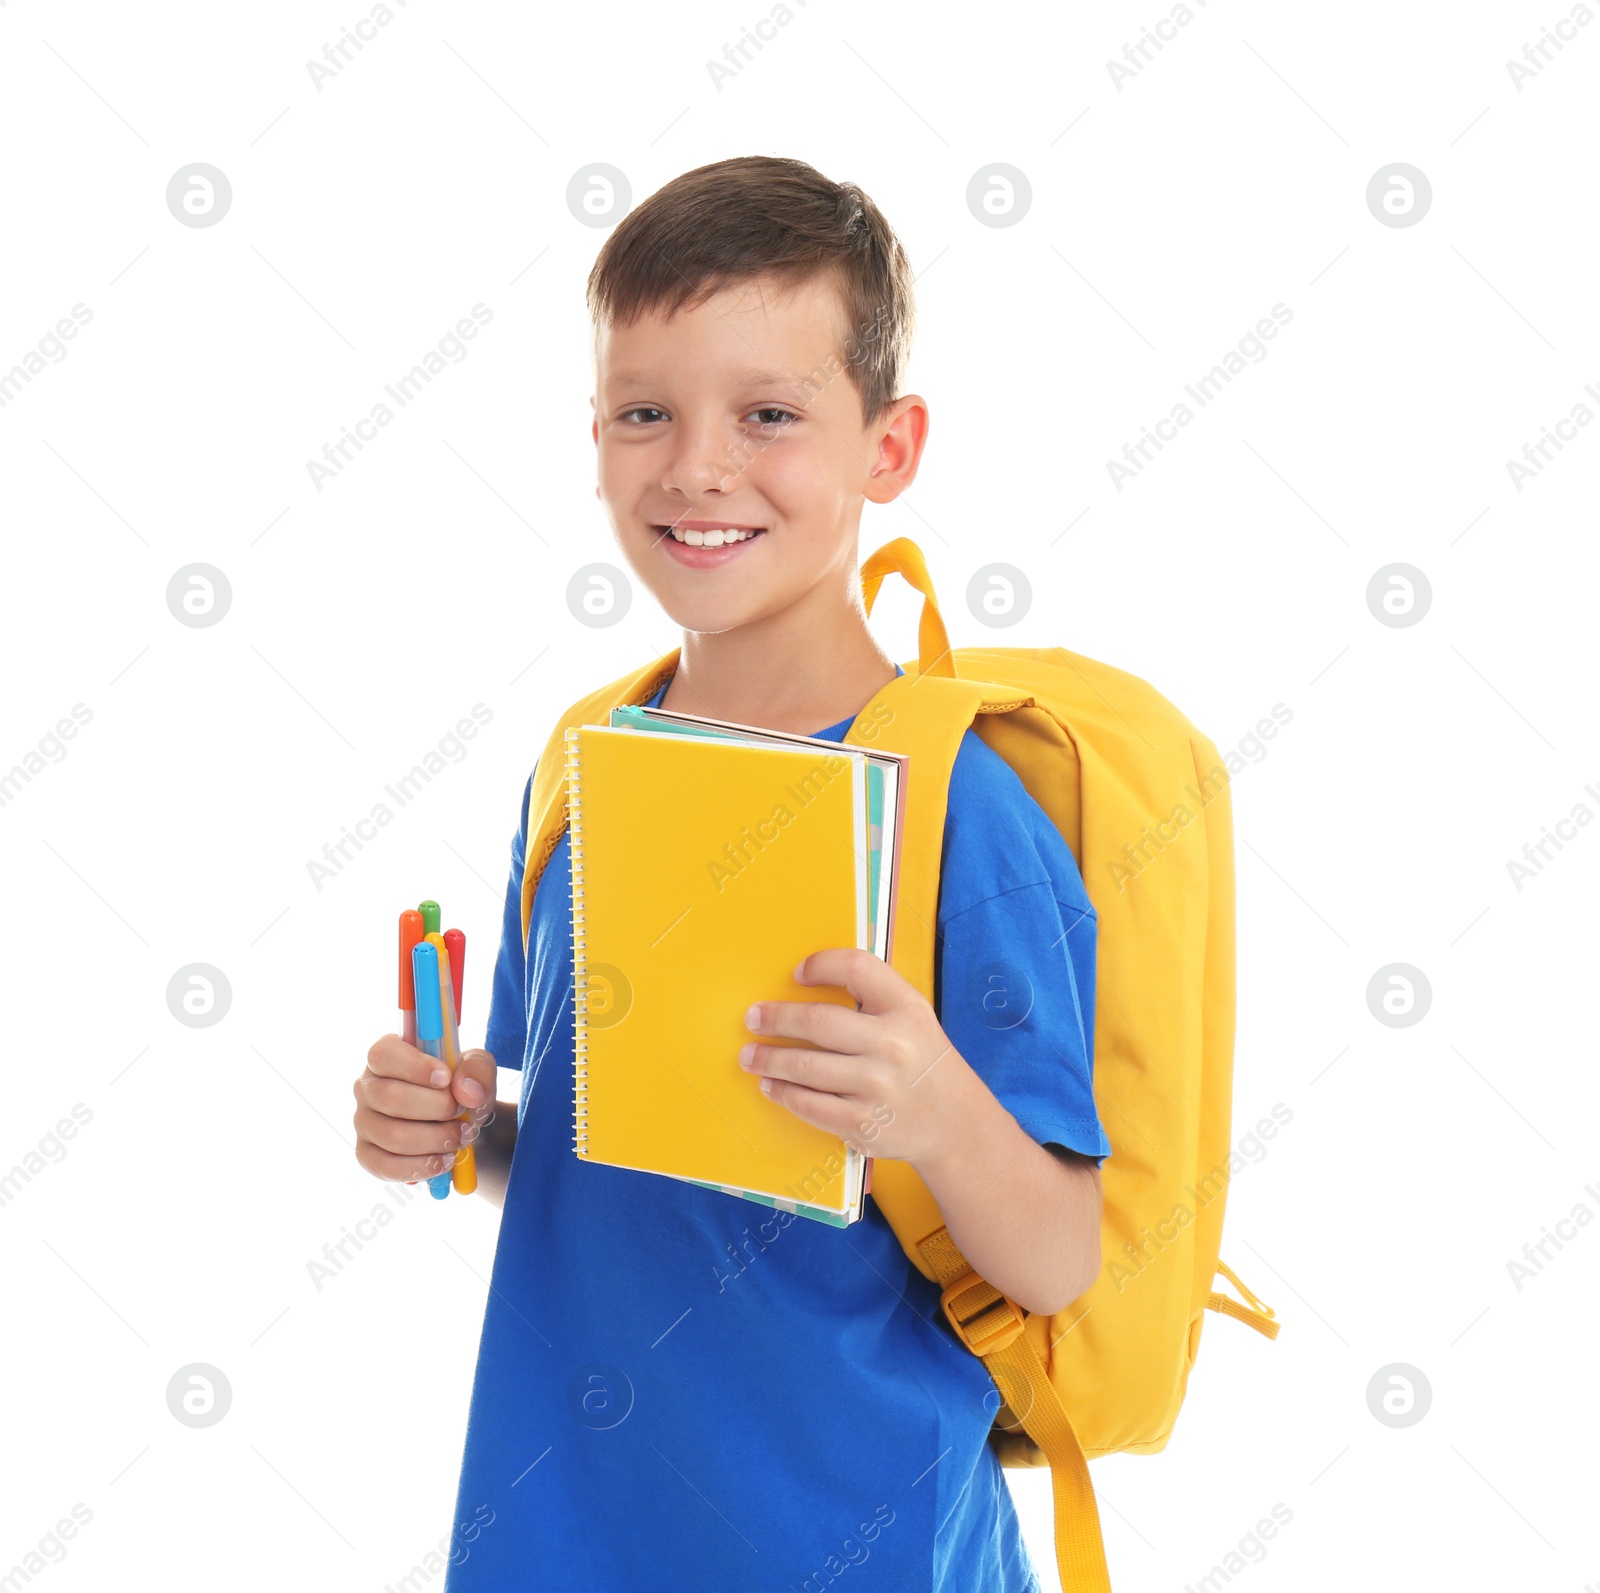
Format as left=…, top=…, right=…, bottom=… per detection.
left=451, top=1047, right=497, bottom=1115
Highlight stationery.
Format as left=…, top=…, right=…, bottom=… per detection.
left=398, top=908, right=424, bottom=1046
left=399, top=902, right=476, bottom=1197
left=563, top=713, right=906, bottom=1227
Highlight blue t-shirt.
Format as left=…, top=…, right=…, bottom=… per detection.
left=443, top=666, right=1109, bottom=1592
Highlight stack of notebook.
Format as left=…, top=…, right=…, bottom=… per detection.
left=561, top=700, right=908, bottom=1227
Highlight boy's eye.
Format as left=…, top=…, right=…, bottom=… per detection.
left=618, top=405, right=800, bottom=427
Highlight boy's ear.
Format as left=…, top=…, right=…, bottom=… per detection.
left=864, top=393, right=930, bottom=506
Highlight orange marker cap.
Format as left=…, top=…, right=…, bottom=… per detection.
left=398, top=909, right=425, bottom=1010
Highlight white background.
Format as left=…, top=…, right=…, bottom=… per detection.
left=2, top=1, right=1596, bottom=1588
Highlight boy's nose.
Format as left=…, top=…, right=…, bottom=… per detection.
left=659, top=427, right=743, bottom=497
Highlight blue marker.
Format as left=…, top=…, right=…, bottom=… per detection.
left=412, top=939, right=453, bottom=1200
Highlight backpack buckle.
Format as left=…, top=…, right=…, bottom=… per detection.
left=940, top=1271, right=1026, bottom=1357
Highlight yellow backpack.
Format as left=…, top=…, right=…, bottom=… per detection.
left=518, top=536, right=1281, bottom=1591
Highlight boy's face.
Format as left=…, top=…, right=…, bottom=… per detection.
left=591, top=272, right=924, bottom=635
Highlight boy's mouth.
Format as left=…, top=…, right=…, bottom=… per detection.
left=653, top=522, right=768, bottom=566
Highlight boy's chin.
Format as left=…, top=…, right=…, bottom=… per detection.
left=657, top=596, right=770, bottom=638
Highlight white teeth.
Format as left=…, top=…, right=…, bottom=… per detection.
left=667, top=526, right=760, bottom=546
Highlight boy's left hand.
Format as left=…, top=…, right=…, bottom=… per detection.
left=739, top=947, right=980, bottom=1168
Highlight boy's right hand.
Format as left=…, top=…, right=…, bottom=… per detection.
left=353, top=1036, right=497, bottom=1184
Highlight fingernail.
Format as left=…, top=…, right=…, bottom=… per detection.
left=759, top=1078, right=772, bottom=1095
left=430, top=1067, right=450, bottom=1087
left=459, top=1078, right=485, bottom=1105
left=745, top=1004, right=761, bottom=1031
left=738, top=1043, right=755, bottom=1069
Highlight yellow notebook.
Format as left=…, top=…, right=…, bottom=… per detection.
left=564, top=722, right=875, bottom=1225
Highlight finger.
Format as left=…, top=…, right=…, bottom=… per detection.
left=745, top=993, right=875, bottom=1053
left=354, top=1133, right=457, bottom=1184
left=355, top=1070, right=462, bottom=1123
left=793, top=946, right=920, bottom=1017
left=354, top=1103, right=463, bottom=1161
left=759, top=1076, right=862, bottom=1142
left=366, top=1032, right=455, bottom=1089
left=740, top=1041, right=871, bottom=1099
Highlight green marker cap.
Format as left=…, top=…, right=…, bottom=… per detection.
left=419, top=899, right=442, bottom=936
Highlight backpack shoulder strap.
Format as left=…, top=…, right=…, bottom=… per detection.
left=838, top=666, right=1028, bottom=1268
left=856, top=540, right=1114, bottom=1591
left=519, top=648, right=678, bottom=954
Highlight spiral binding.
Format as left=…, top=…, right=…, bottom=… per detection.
left=565, top=727, right=589, bottom=1159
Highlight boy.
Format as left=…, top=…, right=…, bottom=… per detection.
left=353, top=155, right=1110, bottom=1591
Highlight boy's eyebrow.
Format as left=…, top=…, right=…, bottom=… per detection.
left=732, top=367, right=809, bottom=387
left=603, top=367, right=811, bottom=392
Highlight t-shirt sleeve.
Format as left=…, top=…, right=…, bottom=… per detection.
left=483, top=770, right=533, bottom=1071
left=932, top=740, right=1111, bottom=1165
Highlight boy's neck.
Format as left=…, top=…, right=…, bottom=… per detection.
left=658, top=589, right=901, bottom=737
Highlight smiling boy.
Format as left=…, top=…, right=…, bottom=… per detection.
left=354, top=155, right=1109, bottom=1591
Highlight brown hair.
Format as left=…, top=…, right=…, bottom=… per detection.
left=585, top=156, right=915, bottom=429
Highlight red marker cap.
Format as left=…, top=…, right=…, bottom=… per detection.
left=444, top=928, right=466, bottom=1024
